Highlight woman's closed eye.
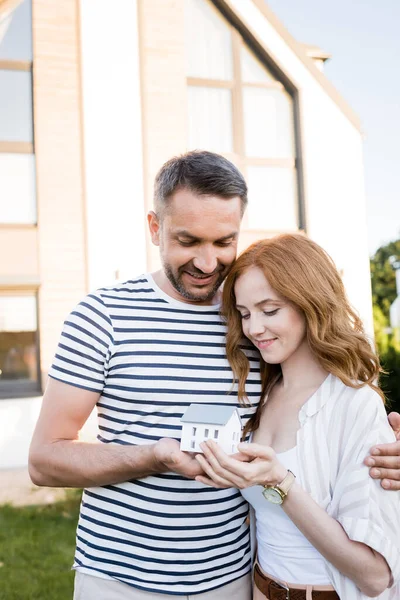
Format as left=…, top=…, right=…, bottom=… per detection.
left=239, top=308, right=279, bottom=320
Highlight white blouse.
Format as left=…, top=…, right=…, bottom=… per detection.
left=242, top=446, right=331, bottom=584
left=248, top=374, right=400, bottom=599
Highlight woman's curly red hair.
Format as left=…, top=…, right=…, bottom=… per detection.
left=222, top=234, right=384, bottom=434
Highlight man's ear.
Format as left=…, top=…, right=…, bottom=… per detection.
left=147, top=211, right=161, bottom=246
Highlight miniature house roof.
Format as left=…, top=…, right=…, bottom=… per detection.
left=181, top=404, right=241, bottom=427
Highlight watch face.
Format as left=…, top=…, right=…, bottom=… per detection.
left=262, top=487, right=283, bottom=504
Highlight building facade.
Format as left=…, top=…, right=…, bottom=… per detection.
left=0, top=0, right=373, bottom=469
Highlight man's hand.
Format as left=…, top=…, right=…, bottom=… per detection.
left=153, top=438, right=204, bottom=479
left=364, top=412, right=400, bottom=490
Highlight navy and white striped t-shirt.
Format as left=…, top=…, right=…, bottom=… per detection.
left=49, top=274, right=262, bottom=595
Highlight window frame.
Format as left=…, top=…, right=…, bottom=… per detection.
left=186, top=0, right=306, bottom=232
left=0, top=57, right=34, bottom=155
left=0, top=286, right=41, bottom=400
left=0, top=0, right=36, bottom=225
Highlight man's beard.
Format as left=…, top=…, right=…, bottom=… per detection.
left=162, top=261, right=227, bottom=302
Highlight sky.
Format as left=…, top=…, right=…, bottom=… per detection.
left=265, top=0, right=400, bottom=256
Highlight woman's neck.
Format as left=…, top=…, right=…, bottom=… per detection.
left=279, top=339, right=329, bottom=393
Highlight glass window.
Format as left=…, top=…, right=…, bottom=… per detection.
left=243, top=87, right=295, bottom=159
left=0, top=0, right=32, bottom=61
left=214, top=429, right=219, bottom=439
left=241, top=46, right=276, bottom=84
left=247, top=166, right=298, bottom=231
left=185, top=0, right=301, bottom=232
left=0, top=69, right=33, bottom=143
left=192, top=426, right=197, bottom=436
left=204, top=428, right=209, bottom=438
left=188, top=86, right=233, bottom=153
left=0, top=293, right=39, bottom=398
left=0, top=153, right=36, bottom=223
left=185, top=0, right=233, bottom=80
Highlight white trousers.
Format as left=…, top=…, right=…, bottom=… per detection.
left=73, top=571, right=252, bottom=600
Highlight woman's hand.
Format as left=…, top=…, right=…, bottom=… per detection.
left=195, top=440, right=287, bottom=489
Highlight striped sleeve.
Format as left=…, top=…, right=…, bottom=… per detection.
left=49, top=292, right=114, bottom=393
left=331, top=388, right=400, bottom=586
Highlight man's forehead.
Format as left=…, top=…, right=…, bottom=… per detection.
left=165, top=189, right=242, bottom=215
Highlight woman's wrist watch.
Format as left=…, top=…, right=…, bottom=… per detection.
left=262, top=470, right=296, bottom=505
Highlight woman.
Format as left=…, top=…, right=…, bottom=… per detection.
left=195, top=234, right=400, bottom=600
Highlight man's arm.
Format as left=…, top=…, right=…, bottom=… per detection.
left=29, top=378, right=203, bottom=488
left=365, top=412, right=400, bottom=491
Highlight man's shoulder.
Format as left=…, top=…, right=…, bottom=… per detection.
left=90, top=274, right=162, bottom=306
left=95, top=275, right=152, bottom=297
left=70, top=275, right=158, bottom=323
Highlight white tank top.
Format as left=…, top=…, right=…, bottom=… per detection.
left=241, top=446, right=330, bottom=584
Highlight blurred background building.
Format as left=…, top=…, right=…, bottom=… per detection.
left=0, top=0, right=373, bottom=469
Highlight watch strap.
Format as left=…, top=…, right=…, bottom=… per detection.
left=277, top=469, right=296, bottom=495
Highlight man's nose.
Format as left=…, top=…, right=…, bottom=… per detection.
left=193, top=248, right=218, bottom=274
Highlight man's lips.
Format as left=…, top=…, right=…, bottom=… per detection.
left=183, top=271, right=220, bottom=285
left=254, top=338, right=277, bottom=350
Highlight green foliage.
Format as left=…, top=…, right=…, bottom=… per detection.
left=373, top=304, right=390, bottom=354
left=0, top=490, right=81, bottom=600
left=370, top=239, right=400, bottom=316
left=380, top=339, right=400, bottom=414
left=371, top=238, right=400, bottom=415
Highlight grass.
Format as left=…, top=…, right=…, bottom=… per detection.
left=0, top=490, right=81, bottom=600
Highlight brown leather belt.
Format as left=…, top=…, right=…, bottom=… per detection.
left=254, top=563, right=340, bottom=600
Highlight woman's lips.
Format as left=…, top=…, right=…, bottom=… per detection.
left=255, top=338, right=277, bottom=350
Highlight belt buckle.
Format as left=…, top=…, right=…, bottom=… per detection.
left=275, top=580, right=290, bottom=599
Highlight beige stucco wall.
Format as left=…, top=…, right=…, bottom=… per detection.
left=138, top=0, right=189, bottom=271
left=0, top=227, right=39, bottom=279
left=33, top=0, right=87, bottom=381
left=79, top=0, right=147, bottom=290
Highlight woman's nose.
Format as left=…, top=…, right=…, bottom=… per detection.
left=248, top=314, right=264, bottom=337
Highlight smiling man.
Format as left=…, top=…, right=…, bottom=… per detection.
left=148, top=190, right=241, bottom=305
left=29, top=151, right=400, bottom=600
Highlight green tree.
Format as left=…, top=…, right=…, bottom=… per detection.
left=372, top=304, right=390, bottom=354
left=370, top=238, right=400, bottom=316
left=370, top=238, right=400, bottom=414
left=379, top=342, right=400, bottom=414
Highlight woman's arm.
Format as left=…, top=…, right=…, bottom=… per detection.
left=282, top=481, right=390, bottom=597
left=196, top=441, right=391, bottom=597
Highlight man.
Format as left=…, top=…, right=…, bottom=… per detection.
left=29, top=151, right=400, bottom=600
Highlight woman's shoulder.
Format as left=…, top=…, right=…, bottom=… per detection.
left=326, top=377, right=394, bottom=459
left=329, top=376, right=386, bottom=422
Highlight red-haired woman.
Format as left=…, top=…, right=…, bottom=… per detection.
left=195, top=234, right=400, bottom=600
